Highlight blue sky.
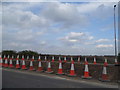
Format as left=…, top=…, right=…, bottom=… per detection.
left=2, top=1, right=119, bottom=55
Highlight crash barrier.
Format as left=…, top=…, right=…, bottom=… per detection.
left=0, top=55, right=119, bottom=82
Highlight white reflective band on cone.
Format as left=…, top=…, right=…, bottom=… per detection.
left=78, top=57, right=80, bottom=61
left=12, top=55, right=14, bottom=59
left=45, top=56, right=47, bottom=60
left=22, top=60, right=25, bottom=65
left=38, top=56, right=41, bottom=59
left=5, top=59, right=8, bottom=64
left=30, top=61, right=33, bottom=66
left=4, top=55, right=6, bottom=59
left=85, top=64, right=89, bottom=72
left=105, top=58, right=107, bottom=62
left=22, top=55, right=24, bottom=59
left=94, top=57, right=96, bottom=62
left=38, top=61, right=41, bottom=67
left=59, top=57, right=61, bottom=60
left=52, top=56, right=54, bottom=60
left=59, top=62, right=62, bottom=69
left=115, top=58, right=117, bottom=63
left=103, top=66, right=107, bottom=74
left=64, top=57, right=66, bottom=60
left=32, top=56, right=34, bottom=60
left=10, top=59, right=12, bottom=64
left=85, top=57, right=87, bottom=62
left=17, top=55, right=19, bottom=59
left=27, top=56, right=29, bottom=59
left=48, top=61, right=51, bottom=68
left=71, top=57, right=73, bottom=61
left=71, top=63, right=74, bottom=70
left=16, top=60, right=19, bottom=64
left=8, top=55, right=9, bottom=59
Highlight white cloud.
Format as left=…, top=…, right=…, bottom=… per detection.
left=96, top=44, right=113, bottom=48
left=59, top=32, right=94, bottom=45
left=96, top=38, right=110, bottom=43
left=68, top=39, right=78, bottom=42
left=68, top=32, right=85, bottom=37
left=88, top=36, right=94, bottom=40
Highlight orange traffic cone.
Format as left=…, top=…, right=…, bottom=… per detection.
left=52, top=56, right=54, bottom=62
left=0, top=55, right=3, bottom=67
left=81, top=58, right=92, bottom=79
left=68, top=60, right=76, bottom=76
left=64, top=56, right=67, bottom=63
left=9, top=55, right=14, bottom=68
left=56, top=57, right=64, bottom=75
left=16, top=55, right=20, bottom=69
left=29, top=56, right=35, bottom=71
left=78, top=56, right=80, bottom=63
left=4, top=55, right=9, bottom=67
left=93, top=57, right=97, bottom=65
left=104, top=58, right=108, bottom=66
left=99, top=64, right=110, bottom=82
left=45, top=60, right=53, bottom=73
left=21, top=55, right=27, bottom=70
left=37, top=56, right=44, bottom=72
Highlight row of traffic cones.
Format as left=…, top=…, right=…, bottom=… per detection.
left=1, top=55, right=36, bottom=71
left=0, top=54, right=118, bottom=65
left=0, top=54, right=111, bottom=67
left=0, top=55, right=113, bottom=81
left=57, top=57, right=111, bottom=82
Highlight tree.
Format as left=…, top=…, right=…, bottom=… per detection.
left=18, top=50, right=39, bottom=59
left=2, top=50, right=17, bottom=58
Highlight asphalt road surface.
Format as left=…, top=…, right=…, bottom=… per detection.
left=2, top=68, right=118, bottom=88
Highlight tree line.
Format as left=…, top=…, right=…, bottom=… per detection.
left=1, top=50, right=40, bottom=59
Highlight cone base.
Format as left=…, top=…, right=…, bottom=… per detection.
left=64, top=61, right=67, bottom=63
left=4, top=65, right=8, bottom=68
left=36, top=70, right=44, bottom=72
left=4, top=66, right=8, bottom=68
left=67, top=74, right=76, bottom=77
left=15, top=67, right=20, bottom=69
left=29, top=69, right=36, bottom=71
left=9, top=66, right=14, bottom=68
left=99, top=78, right=110, bottom=82
left=81, top=76, right=92, bottom=79
left=45, top=71, right=53, bottom=74
left=56, top=73, right=64, bottom=75
left=21, top=68, right=27, bottom=70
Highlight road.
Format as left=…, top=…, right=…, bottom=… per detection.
left=2, top=68, right=118, bottom=88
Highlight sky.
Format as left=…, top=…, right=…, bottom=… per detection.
left=1, top=1, right=119, bottom=55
